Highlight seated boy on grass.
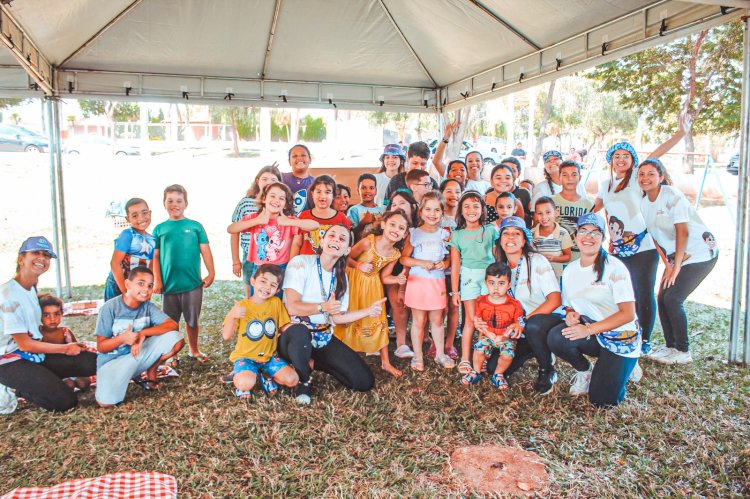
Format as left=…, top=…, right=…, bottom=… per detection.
left=222, top=264, right=298, bottom=399
left=95, top=266, right=184, bottom=407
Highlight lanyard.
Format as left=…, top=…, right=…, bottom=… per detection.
left=509, top=256, right=524, bottom=299
left=316, top=256, right=336, bottom=303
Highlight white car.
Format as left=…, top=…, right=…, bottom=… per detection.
left=64, top=135, right=139, bottom=156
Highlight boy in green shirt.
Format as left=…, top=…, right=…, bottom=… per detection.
left=153, top=184, right=215, bottom=362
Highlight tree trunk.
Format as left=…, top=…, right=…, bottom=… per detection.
left=532, top=80, right=556, bottom=169
left=230, top=108, right=240, bottom=158
left=683, top=129, right=695, bottom=174
left=449, top=107, right=474, bottom=160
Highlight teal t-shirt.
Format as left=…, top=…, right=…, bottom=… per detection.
left=447, top=224, right=498, bottom=269
left=153, top=218, right=209, bottom=294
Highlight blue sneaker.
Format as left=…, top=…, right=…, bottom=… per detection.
left=641, top=341, right=652, bottom=356
left=260, top=376, right=279, bottom=396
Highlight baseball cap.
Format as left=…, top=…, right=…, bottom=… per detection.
left=18, top=236, right=58, bottom=258
left=576, top=213, right=606, bottom=234
left=380, top=144, right=406, bottom=162
left=498, top=216, right=533, bottom=242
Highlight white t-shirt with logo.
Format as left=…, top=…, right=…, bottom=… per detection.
left=509, top=253, right=560, bottom=314
left=283, top=255, right=350, bottom=326
left=640, top=185, right=718, bottom=265
left=0, top=279, right=42, bottom=360
left=596, top=176, right=655, bottom=256
left=531, top=180, right=587, bottom=210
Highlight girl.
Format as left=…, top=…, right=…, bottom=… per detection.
left=384, top=191, right=420, bottom=359
left=401, top=192, right=454, bottom=370
left=464, top=151, right=491, bottom=195
left=439, top=179, right=462, bottom=359
left=531, top=150, right=587, bottom=208
left=485, top=164, right=525, bottom=224
left=449, top=192, right=498, bottom=375
left=440, top=179, right=462, bottom=229
left=280, top=225, right=386, bottom=405
left=293, top=175, right=352, bottom=256
left=593, top=142, right=658, bottom=355
left=333, top=183, right=351, bottom=213
left=431, top=120, right=489, bottom=194
left=335, top=210, right=410, bottom=377
left=499, top=156, right=533, bottom=226
left=227, top=183, right=319, bottom=294
left=375, top=144, right=405, bottom=206
left=231, top=164, right=282, bottom=297
left=638, top=159, right=718, bottom=364
left=494, top=191, right=518, bottom=227
left=547, top=213, right=640, bottom=407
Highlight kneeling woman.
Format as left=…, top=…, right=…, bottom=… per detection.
left=548, top=214, right=640, bottom=407
left=281, top=224, right=385, bottom=405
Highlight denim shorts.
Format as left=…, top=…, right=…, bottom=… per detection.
left=233, top=355, right=288, bottom=378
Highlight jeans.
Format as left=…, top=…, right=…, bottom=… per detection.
left=487, top=313, right=563, bottom=375
left=615, top=249, right=658, bottom=343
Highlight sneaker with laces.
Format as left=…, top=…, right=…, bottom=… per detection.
left=629, top=361, right=643, bottom=383
left=661, top=349, right=693, bottom=364
left=641, top=341, right=653, bottom=356
left=394, top=344, right=414, bottom=358
left=295, top=380, right=312, bottom=405
left=534, top=368, right=558, bottom=395
left=649, top=346, right=676, bottom=361
left=570, top=370, right=592, bottom=396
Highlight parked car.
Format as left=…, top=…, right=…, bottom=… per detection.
left=476, top=136, right=506, bottom=154
left=0, top=123, right=48, bottom=152
left=64, top=135, right=139, bottom=156
left=727, top=152, right=739, bottom=175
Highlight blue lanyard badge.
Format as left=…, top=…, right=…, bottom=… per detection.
left=312, top=257, right=337, bottom=349
left=509, top=256, right=524, bottom=299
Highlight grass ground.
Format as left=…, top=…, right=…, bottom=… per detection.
left=0, top=281, right=747, bottom=498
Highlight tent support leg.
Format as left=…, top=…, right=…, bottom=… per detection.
left=45, top=97, right=62, bottom=298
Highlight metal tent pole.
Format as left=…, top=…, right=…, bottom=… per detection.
left=45, top=97, right=62, bottom=297
left=50, top=97, right=72, bottom=298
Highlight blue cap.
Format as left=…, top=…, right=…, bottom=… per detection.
left=576, top=213, right=606, bottom=234
left=605, top=141, right=639, bottom=167
left=380, top=143, right=406, bottom=162
left=499, top=216, right=533, bottom=243
left=543, top=150, right=563, bottom=163
left=18, top=236, right=57, bottom=258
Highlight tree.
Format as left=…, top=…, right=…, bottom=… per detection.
left=587, top=21, right=742, bottom=171
left=79, top=100, right=141, bottom=142
left=210, top=107, right=261, bottom=157
left=531, top=80, right=556, bottom=169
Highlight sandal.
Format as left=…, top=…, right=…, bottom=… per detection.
left=491, top=373, right=508, bottom=390
left=134, top=378, right=160, bottom=391
left=435, top=354, right=455, bottom=369
left=461, top=370, right=481, bottom=385
left=188, top=352, right=209, bottom=363
left=234, top=388, right=254, bottom=400
left=458, top=360, right=473, bottom=375
left=445, top=346, right=459, bottom=360
left=394, top=344, right=415, bottom=359
left=410, top=358, right=424, bottom=372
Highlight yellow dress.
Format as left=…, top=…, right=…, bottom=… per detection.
left=334, top=234, right=400, bottom=353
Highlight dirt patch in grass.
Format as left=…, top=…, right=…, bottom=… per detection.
left=450, top=444, right=549, bottom=495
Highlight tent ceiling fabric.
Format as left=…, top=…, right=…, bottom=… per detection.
left=0, top=0, right=744, bottom=111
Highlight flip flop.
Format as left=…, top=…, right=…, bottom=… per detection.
left=134, top=378, right=160, bottom=391
left=410, top=358, right=424, bottom=372
left=188, top=352, right=209, bottom=363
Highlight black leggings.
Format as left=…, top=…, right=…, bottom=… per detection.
left=278, top=325, right=374, bottom=392
left=547, top=324, right=637, bottom=407
left=616, top=249, right=658, bottom=342
left=658, top=257, right=717, bottom=352
left=487, top=313, right=563, bottom=375
left=0, top=352, right=97, bottom=412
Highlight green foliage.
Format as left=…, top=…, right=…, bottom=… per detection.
left=79, top=100, right=141, bottom=122
left=587, top=22, right=743, bottom=136
left=299, top=115, right=326, bottom=142
left=0, top=98, right=25, bottom=110
left=211, top=107, right=260, bottom=140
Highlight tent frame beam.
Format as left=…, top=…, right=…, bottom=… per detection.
left=261, top=0, right=283, bottom=79
left=0, top=4, right=53, bottom=94
left=465, top=0, right=540, bottom=50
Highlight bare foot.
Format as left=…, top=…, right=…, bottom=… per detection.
left=382, top=363, right=403, bottom=378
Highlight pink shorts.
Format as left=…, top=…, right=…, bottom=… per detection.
left=404, top=275, right=447, bottom=311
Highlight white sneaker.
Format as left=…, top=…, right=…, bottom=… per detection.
left=570, top=370, right=592, bottom=396
left=295, top=394, right=311, bottom=405
left=629, top=361, right=643, bottom=383
left=661, top=350, right=693, bottom=365
left=365, top=351, right=381, bottom=357
left=649, top=346, right=676, bottom=362
left=394, top=344, right=415, bottom=358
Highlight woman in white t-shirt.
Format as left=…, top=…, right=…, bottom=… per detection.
left=0, top=237, right=96, bottom=413
left=481, top=217, right=562, bottom=395
left=281, top=224, right=385, bottom=405
left=593, top=142, right=659, bottom=355
left=374, top=144, right=405, bottom=206
left=637, top=159, right=718, bottom=365
left=547, top=213, right=640, bottom=407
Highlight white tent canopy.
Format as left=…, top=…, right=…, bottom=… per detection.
left=0, top=0, right=745, bottom=111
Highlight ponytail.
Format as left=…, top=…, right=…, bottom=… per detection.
left=593, top=248, right=608, bottom=283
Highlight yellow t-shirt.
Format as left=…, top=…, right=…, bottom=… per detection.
left=228, top=297, right=291, bottom=363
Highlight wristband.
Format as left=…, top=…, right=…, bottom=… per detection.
left=442, top=139, right=449, bottom=144
left=518, top=316, right=526, bottom=328
left=317, top=303, right=324, bottom=314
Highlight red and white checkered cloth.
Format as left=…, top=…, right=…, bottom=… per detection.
left=1, top=472, right=177, bottom=499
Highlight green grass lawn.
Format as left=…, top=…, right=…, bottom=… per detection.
left=1, top=281, right=748, bottom=497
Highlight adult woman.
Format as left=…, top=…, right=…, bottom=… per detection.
left=593, top=142, right=658, bottom=354
left=0, top=237, right=97, bottom=412
left=637, top=159, right=718, bottom=364
left=484, top=217, right=562, bottom=394
left=547, top=213, right=640, bottom=407
left=281, top=225, right=385, bottom=405
left=374, top=144, right=405, bottom=206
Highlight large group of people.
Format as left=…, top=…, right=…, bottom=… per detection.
left=0, top=137, right=718, bottom=413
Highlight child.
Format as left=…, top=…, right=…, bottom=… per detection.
left=551, top=160, right=594, bottom=261
left=499, top=157, right=533, bottom=226
left=519, top=179, right=535, bottom=194
left=335, top=210, right=410, bottom=377
left=532, top=151, right=588, bottom=208
left=95, top=266, right=184, bottom=407
left=221, top=264, right=299, bottom=399
left=292, top=175, right=352, bottom=256
left=347, top=173, right=384, bottom=228
left=438, top=179, right=462, bottom=360
left=283, top=144, right=315, bottom=215
left=39, top=294, right=92, bottom=391
left=485, top=164, right=524, bottom=224
left=152, top=184, right=215, bottom=362
left=228, top=182, right=318, bottom=295
left=383, top=141, right=437, bottom=202
left=461, top=262, right=524, bottom=389
left=333, top=183, right=352, bottom=213
left=401, top=191, right=454, bottom=371
left=531, top=197, right=573, bottom=279
left=105, top=198, right=155, bottom=301
left=405, top=169, right=433, bottom=203
left=493, top=191, right=518, bottom=228
left=449, top=192, right=499, bottom=375
left=231, top=165, right=282, bottom=297
left=375, top=144, right=405, bottom=206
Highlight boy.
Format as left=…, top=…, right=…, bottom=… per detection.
left=39, top=294, right=92, bottom=391
left=531, top=197, right=573, bottom=279
left=153, top=184, right=215, bottom=362
left=105, top=198, right=155, bottom=301
left=283, top=144, right=315, bottom=215
left=383, top=141, right=437, bottom=203
left=346, top=173, right=384, bottom=228
left=461, top=262, right=524, bottom=389
left=221, top=264, right=298, bottom=399
left=405, top=169, right=433, bottom=203
left=551, top=160, right=594, bottom=261
left=95, top=266, right=184, bottom=407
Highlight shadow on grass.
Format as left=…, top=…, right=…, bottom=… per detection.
left=12, top=281, right=746, bottom=497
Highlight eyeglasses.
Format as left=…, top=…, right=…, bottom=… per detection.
left=578, top=229, right=603, bottom=239
left=414, top=182, right=432, bottom=188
